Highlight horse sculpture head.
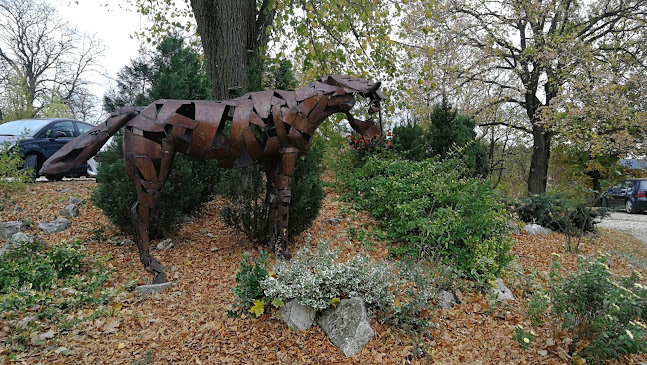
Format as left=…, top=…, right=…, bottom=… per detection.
left=316, top=75, right=385, bottom=139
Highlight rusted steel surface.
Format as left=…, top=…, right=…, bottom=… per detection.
left=40, top=75, right=385, bottom=284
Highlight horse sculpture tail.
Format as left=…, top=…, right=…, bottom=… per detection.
left=40, top=106, right=143, bottom=176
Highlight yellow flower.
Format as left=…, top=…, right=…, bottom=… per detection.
left=523, top=337, right=530, bottom=343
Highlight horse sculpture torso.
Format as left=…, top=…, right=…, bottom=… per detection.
left=41, top=75, right=384, bottom=284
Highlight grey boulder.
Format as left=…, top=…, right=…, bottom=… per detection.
left=280, top=300, right=317, bottom=330
left=60, top=204, right=79, bottom=218
left=0, top=221, right=26, bottom=239
left=38, top=218, right=71, bottom=234
left=318, top=297, right=374, bottom=357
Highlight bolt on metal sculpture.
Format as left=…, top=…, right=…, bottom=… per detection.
left=41, top=75, right=385, bottom=284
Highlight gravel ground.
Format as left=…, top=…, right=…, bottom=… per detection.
left=598, top=211, right=647, bottom=245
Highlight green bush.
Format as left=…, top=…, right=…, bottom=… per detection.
left=514, top=193, right=605, bottom=235
left=528, top=254, right=647, bottom=361
left=0, top=238, right=118, bottom=350
left=219, top=142, right=326, bottom=243
left=392, top=123, right=427, bottom=161
left=91, top=134, right=225, bottom=237
left=229, top=250, right=269, bottom=317
left=339, top=156, right=512, bottom=283
left=218, top=165, right=269, bottom=243
left=0, top=142, right=31, bottom=199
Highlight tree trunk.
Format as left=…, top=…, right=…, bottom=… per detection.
left=190, top=0, right=257, bottom=99
left=527, top=124, right=552, bottom=195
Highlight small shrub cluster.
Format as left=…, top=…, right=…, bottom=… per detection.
left=228, top=250, right=269, bottom=317
left=91, top=134, right=225, bottom=237
left=219, top=142, right=326, bottom=243
left=0, top=239, right=119, bottom=349
left=514, top=193, right=605, bottom=235
left=0, top=143, right=31, bottom=200
left=339, top=156, right=512, bottom=283
left=521, top=254, right=647, bottom=361
left=261, top=242, right=395, bottom=311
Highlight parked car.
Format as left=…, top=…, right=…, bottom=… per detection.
left=602, top=178, right=647, bottom=213
left=0, top=118, right=96, bottom=181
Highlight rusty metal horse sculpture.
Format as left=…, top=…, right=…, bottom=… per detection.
left=41, top=75, right=384, bottom=284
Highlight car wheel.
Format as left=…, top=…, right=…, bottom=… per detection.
left=626, top=199, right=637, bottom=214
left=23, top=154, right=39, bottom=181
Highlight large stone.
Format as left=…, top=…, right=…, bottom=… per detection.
left=135, top=282, right=173, bottom=294
left=118, top=238, right=136, bottom=246
left=318, top=297, right=375, bottom=357
left=156, top=238, right=174, bottom=250
left=523, top=224, right=552, bottom=236
left=60, top=204, right=79, bottom=218
left=492, top=278, right=515, bottom=301
left=68, top=197, right=81, bottom=204
left=280, top=300, right=317, bottom=330
left=38, top=218, right=71, bottom=234
left=0, top=221, right=25, bottom=239
left=0, top=232, right=41, bottom=258
left=324, top=217, right=342, bottom=226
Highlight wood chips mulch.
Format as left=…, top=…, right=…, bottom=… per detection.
left=1, top=180, right=647, bottom=364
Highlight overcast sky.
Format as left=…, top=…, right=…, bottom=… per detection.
left=53, top=0, right=145, bottom=101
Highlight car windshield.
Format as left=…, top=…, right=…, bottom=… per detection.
left=639, top=181, right=647, bottom=190
left=0, top=120, right=51, bottom=137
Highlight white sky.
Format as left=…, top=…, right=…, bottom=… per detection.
left=53, top=0, right=145, bottom=102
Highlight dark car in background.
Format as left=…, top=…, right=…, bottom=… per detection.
left=602, top=178, right=647, bottom=214
left=0, top=118, right=96, bottom=181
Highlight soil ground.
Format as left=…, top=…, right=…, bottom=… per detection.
left=1, top=180, right=647, bottom=364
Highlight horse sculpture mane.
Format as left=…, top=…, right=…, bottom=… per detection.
left=41, top=74, right=384, bottom=284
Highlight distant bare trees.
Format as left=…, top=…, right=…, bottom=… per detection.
left=0, top=0, right=104, bottom=121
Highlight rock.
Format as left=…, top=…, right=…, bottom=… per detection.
left=437, top=290, right=457, bottom=309
left=324, top=217, right=342, bottom=226
left=492, top=278, right=515, bottom=301
left=0, top=221, right=25, bottom=239
left=119, top=238, right=136, bottom=246
left=38, top=218, right=71, bottom=234
left=280, top=300, right=317, bottom=330
left=60, top=204, right=79, bottom=218
left=60, top=188, right=72, bottom=193
left=181, top=215, right=196, bottom=224
left=156, top=238, right=174, bottom=250
left=135, top=282, right=173, bottom=294
left=0, top=233, right=41, bottom=258
left=68, top=197, right=81, bottom=204
left=318, top=297, right=375, bottom=357
left=523, top=223, right=552, bottom=235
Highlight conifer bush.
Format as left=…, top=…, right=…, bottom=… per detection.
left=91, top=135, right=224, bottom=237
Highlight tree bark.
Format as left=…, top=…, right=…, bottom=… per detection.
left=528, top=124, right=552, bottom=195
left=190, top=0, right=274, bottom=100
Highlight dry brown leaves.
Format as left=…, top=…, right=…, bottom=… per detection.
left=0, top=180, right=646, bottom=364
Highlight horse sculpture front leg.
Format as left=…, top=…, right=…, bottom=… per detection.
left=269, top=147, right=299, bottom=259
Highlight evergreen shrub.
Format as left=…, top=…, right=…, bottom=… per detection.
left=91, top=135, right=225, bottom=237
left=339, top=156, right=512, bottom=283
left=219, top=142, right=326, bottom=243
left=514, top=193, right=605, bottom=234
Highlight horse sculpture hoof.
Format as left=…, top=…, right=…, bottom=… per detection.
left=282, top=250, right=292, bottom=260
left=153, top=271, right=167, bottom=284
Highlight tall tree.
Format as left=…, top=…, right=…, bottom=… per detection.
left=0, top=0, right=104, bottom=120
left=126, top=0, right=400, bottom=101
left=404, top=0, right=647, bottom=194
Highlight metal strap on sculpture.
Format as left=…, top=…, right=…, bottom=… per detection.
left=41, top=75, right=385, bottom=284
